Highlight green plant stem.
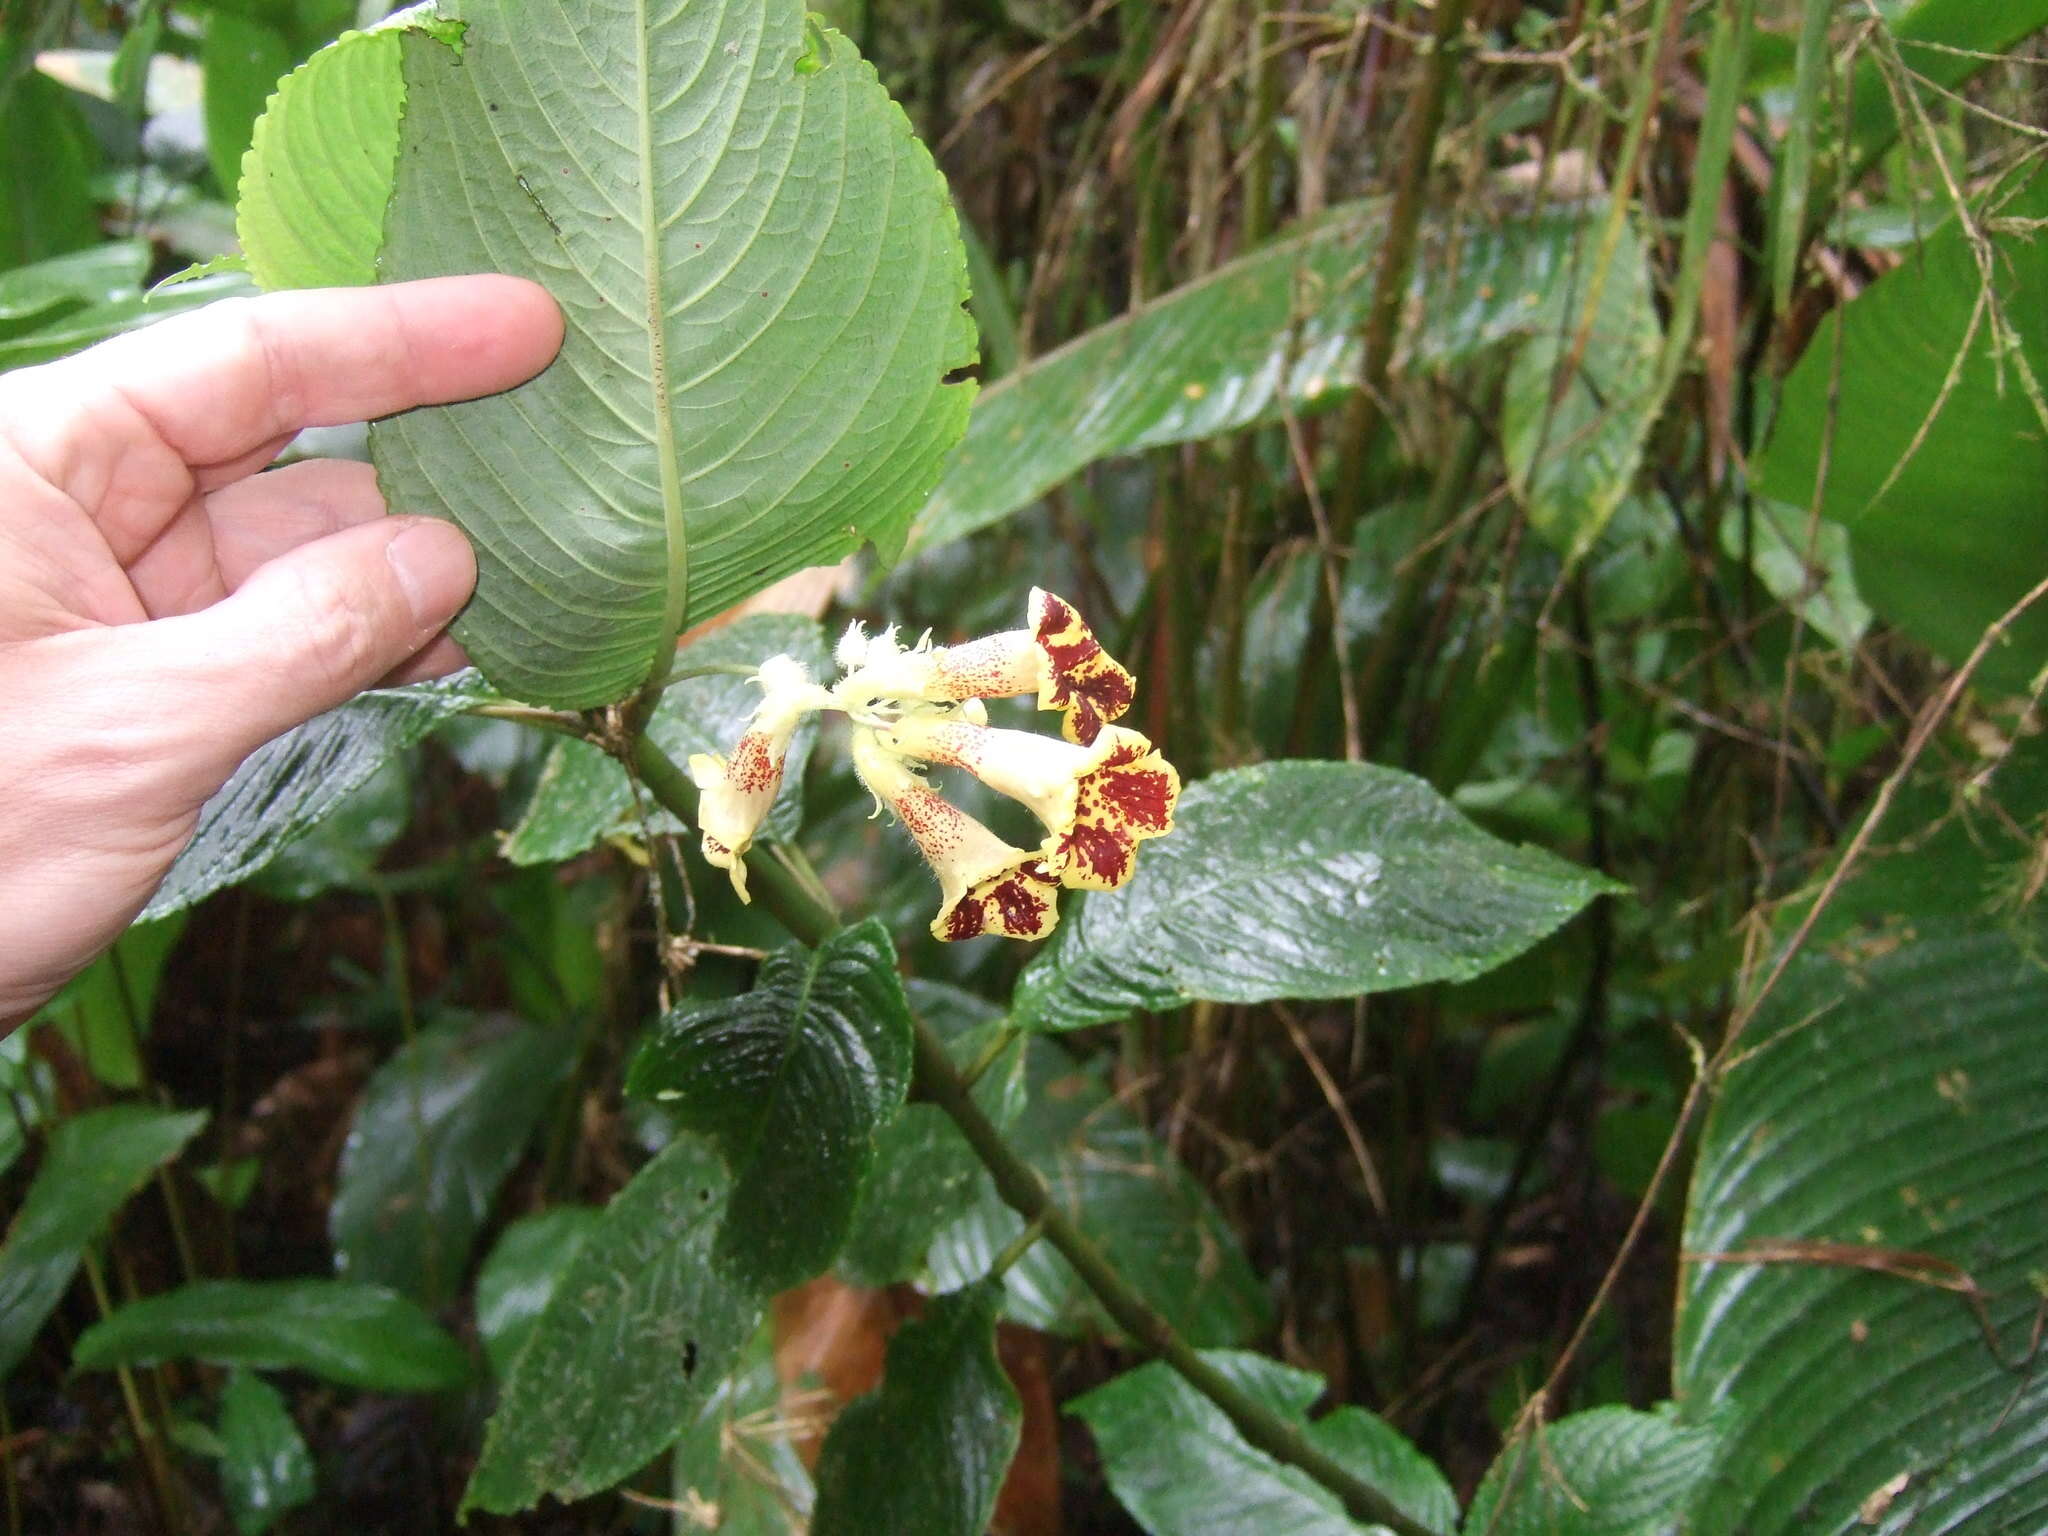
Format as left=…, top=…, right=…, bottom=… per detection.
left=621, top=733, right=1432, bottom=1536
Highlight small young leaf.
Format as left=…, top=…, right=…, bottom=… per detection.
left=73, top=1279, right=470, bottom=1393
left=1462, top=1405, right=1716, bottom=1536
left=811, top=1280, right=1021, bottom=1536
left=1014, top=762, right=1622, bottom=1033
left=627, top=919, right=914, bottom=1292
left=464, top=1137, right=761, bottom=1514
left=330, top=1013, right=574, bottom=1308
left=0, top=1106, right=206, bottom=1378
left=1071, top=1352, right=1455, bottom=1536
left=215, top=1371, right=315, bottom=1536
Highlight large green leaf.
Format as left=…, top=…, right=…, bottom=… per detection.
left=1014, top=762, right=1621, bottom=1033
left=926, top=1025, right=1269, bottom=1347
left=465, top=1137, right=762, bottom=1513
left=0, top=239, right=146, bottom=325
left=1846, top=1, right=2048, bottom=167
left=1675, top=922, right=2048, bottom=1532
left=1071, top=1352, right=1455, bottom=1536
left=74, top=1279, right=470, bottom=1392
left=215, top=1371, right=316, bottom=1536
left=503, top=614, right=829, bottom=866
left=0, top=271, right=255, bottom=374
left=626, top=919, right=914, bottom=1292
left=910, top=200, right=1648, bottom=553
left=1461, top=1405, right=1717, bottom=1536
left=0, top=72, right=97, bottom=268
left=1759, top=174, right=2048, bottom=693
left=201, top=11, right=293, bottom=201
left=143, top=672, right=493, bottom=921
left=0, top=1105, right=206, bottom=1379
left=369, top=0, right=975, bottom=707
left=330, top=1013, right=574, bottom=1307
left=811, top=1280, right=1021, bottom=1536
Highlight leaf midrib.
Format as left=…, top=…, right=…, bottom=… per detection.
left=634, top=0, right=687, bottom=676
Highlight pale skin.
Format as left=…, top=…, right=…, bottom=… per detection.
left=0, top=274, right=563, bottom=1032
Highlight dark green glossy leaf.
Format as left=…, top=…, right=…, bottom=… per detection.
left=74, top=1279, right=470, bottom=1393
left=331, top=1014, right=574, bottom=1307
left=473, top=1205, right=601, bottom=1379
left=911, top=200, right=1643, bottom=553
left=0, top=1106, right=206, bottom=1379
left=1675, top=922, right=2048, bottom=1532
left=1015, top=762, right=1622, bottom=1033
left=503, top=615, right=829, bottom=865
left=0, top=239, right=146, bottom=324
left=465, top=1137, right=761, bottom=1513
left=1759, top=174, right=2048, bottom=693
left=144, top=672, right=495, bottom=921
left=927, top=1031, right=1268, bottom=1347
left=216, top=1371, right=315, bottom=1536
left=201, top=11, right=292, bottom=199
left=837, top=1104, right=984, bottom=1287
left=1072, top=1352, right=1454, bottom=1536
left=0, top=72, right=97, bottom=268
left=627, top=919, right=913, bottom=1292
left=812, top=1280, right=1020, bottom=1536
left=371, top=0, right=974, bottom=707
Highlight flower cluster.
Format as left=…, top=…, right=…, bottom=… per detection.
left=688, top=589, right=1179, bottom=942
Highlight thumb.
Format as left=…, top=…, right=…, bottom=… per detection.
left=155, top=515, right=477, bottom=770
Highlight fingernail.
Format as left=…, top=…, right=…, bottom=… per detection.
left=386, top=519, right=477, bottom=629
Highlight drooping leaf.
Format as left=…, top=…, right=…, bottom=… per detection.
left=0, top=271, right=255, bottom=374
left=234, top=10, right=459, bottom=289
left=1014, top=762, right=1622, bottom=1034
left=1760, top=174, right=2048, bottom=693
left=473, top=1205, right=601, bottom=1379
left=926, top=1029, right=1268, bottom=1347
left=0, top=72, right=98, bottom=268
left=369, top=0, right=976, bottom=707
left=0, top=1106, right=206, bottom=1379
left=331, top=1013, right=574, bottom=1308
left=626, top=919, right=914, bottom=1292
left=1501, top=212, right=1662, bottom=555
left=1071, top=1352, right=1455, bottom=1536
left=215, top=1371, right=316, bottom=1536
left=502, top=615, right=830, bottom=865
left=465, top=1137, right=762, bottom=1514
left=1675, top=922, right=2048, bottom=1532
left=73, top=1279, right=470, bottom=1393
left=144, top=672, right=496, bottom=921
left=201, top=11, right=293, bottom=200
left=811, top=1280, right=1021, bottom=1536
left=911, top=199, right=1647, bottom=553
left=1462, top=1405, right=1717, bottom=1536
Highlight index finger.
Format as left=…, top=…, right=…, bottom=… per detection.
left=8, top=275, right=562, bottom=509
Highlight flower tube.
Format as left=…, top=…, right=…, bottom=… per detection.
left=850, top=729, right=1062, bottom=942
left=875, top=714, right=1178, bottom=891
left=687, top=656, right=833, bottom=902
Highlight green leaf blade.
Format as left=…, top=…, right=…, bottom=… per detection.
left=73, top=1279, right=470, bottom=1393
left=216, top=1371, right=316, bottom=1536
left=1462, top=1405, right=1717, bottom=1536
left=626, top=918, right=914, bottom=1292
left=0, top=1105, right=207, bottom=1379
left=1014, top=762, right=1621, bottom=1033
left=811, top=1280, right=1021, bottom=1536
left=330, top=1013, right=574, bottom=1308
left=372, top=0, right=975, bottom=707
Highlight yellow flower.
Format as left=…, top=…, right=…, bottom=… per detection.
left=851, top=729, right=1061, bottom=942
left=687, top=656, right=833, bottom=902
left=875, top=714, right=1179, bottom=891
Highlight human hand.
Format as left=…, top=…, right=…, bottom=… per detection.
left=0, top=275, right=563, bottom=1031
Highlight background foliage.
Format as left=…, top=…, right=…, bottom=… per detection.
left=4, top=0, right=2048, bottom=1532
